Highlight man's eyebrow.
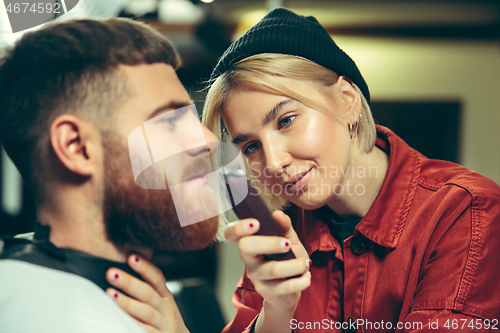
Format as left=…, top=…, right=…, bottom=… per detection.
left=148, top=100, right=194, bottom=120
left=231, top=98, right=296, bottom=146
left=262, top=98, right=295, bottom=126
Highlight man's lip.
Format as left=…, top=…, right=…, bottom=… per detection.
left=187, top=174, right=208, bottom=184
left=283, top=168, right=313, bottom=187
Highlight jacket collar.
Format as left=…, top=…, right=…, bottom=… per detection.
left=356, top=125, right=420, bottom=248
left=294, top=125, right=421, bottom=255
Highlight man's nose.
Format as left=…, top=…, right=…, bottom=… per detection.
left=186, top=125, right=218, bottom=156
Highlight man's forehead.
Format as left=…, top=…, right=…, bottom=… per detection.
left=118, top=63, right=186, bottom=96
left=114, top=63, right=191, bottom=132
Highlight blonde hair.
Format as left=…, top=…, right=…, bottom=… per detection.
left=202, top=54, right=376, bottom=211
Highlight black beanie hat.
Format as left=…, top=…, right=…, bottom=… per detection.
left=211, top=8, right=370, bottom=104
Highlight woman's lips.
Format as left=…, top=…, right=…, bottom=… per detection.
left=284, top=168, right=312, bottom=194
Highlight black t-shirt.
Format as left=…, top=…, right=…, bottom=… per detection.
left=328, top=211, right=362, bottom=245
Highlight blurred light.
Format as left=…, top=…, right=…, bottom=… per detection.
left=59, top=0, right=130, bottom=19
left=234, top=9, right=266, bottom=39
left=124, top=0, right=157, bottom=16
left=266, top=0, right=282, bottom=11
left=166, top=281, right=183, bottom=295
left=287, top=3, right=499, bottom=27
left=232, top=3, right=500, bottom=35
left=201, top=0, right=214, bottom=3
left=1, top=147, right=23, bottom=217
left=158, top=0, right=203, bottom=24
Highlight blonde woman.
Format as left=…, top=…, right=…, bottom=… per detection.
left=109, top=8, right=500, bottom=333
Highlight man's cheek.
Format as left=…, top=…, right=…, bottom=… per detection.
left=128, top=105, right=206, bottom=190
left=144, top=106, right=206, bottom=162
left=127, top=105, right=250, bottom=227
left=128, top=125, right=165, bottom=189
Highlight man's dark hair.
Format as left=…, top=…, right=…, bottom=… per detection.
left=0, top=18, right=180, bottom=198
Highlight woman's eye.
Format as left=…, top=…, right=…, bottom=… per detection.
left=278, top=115, right=296, bottom=129
left=244, top=142, right=260, bottom=155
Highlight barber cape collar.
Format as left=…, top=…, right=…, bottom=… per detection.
left=0, top=222, right=143, bottom=292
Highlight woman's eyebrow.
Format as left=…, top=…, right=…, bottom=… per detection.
left=231, top=98, right=296, bottom=145
left=231, top=134, right=249, bottom=145
left=262, top=98, right=295, bottom=126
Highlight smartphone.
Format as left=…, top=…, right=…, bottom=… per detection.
left=224, top=169, right=295, bottom=261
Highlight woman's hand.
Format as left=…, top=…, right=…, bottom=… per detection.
left=224, top=210, right=311, bottom=314
left=105, top=255, right=189, bottom=333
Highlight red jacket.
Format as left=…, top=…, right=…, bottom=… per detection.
left=223, top=126, right=500, bottom=333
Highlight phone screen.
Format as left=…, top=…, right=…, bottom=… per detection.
left=224, top=170, right=295, bottom=261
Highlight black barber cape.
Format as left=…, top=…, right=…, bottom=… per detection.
left=0, top=222, right=146, bottom=333
left=0, top=222, right=143, bottom=291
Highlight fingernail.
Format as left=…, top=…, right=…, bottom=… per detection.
left=281, top=239, right=290, bottom=249
left=245, top=220, right=258, bottom=232
left=107, top=289, right=120, bottom=301
left=306, top=259, right=312, bottom=268
left=133, top=255, right=140, bottom=264
left=307, top=271, right=311, bottom=279
left=113, top=272, right=120, bottom=281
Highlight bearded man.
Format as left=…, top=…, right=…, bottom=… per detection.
left=0, top=18, right=219, bottom=333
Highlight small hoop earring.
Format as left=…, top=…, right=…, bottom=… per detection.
left=349, top=114, right=362, bottom=139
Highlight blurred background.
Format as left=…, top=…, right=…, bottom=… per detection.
left=1, top=0, right=500, bottom=331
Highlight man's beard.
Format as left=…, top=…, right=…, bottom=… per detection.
left=102, top=134, right=219, bottom=253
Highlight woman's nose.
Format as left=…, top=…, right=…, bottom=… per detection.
left=263, top=141, right=292, bottom=179
left=202, top=125, right=218, bottom=155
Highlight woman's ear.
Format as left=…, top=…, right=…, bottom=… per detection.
left=338, top=76, right=361, bottom=119
left=50, top=115, right=100, bottom=177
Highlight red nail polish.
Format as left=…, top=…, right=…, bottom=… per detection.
left=285, top=241, right=290, bottom=247
left=114, top=273, right=119, bottom=280
left=114, top=293, right=118, bottom=299
left=249, top=223, right=254, bottom=228
left=307, top=259, right=312, bottom=267
left=134, top=256, right=140, bottom=263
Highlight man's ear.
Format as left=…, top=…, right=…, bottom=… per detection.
left=50, top=115, right=99, bottom=176
left=338, top=76, right=361, bottom=119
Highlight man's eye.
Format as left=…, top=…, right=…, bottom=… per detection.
left=278, top=115, right=296, bottom=129
left=244, top=142, right=260, bottom=155
left=160, top=108, right=190, bottom=126
left=160, top=116, right=176, bottom=126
